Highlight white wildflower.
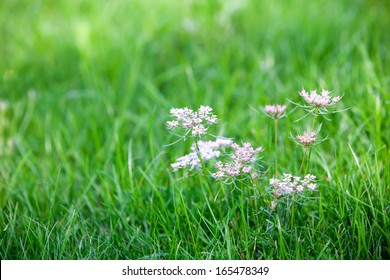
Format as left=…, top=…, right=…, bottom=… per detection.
left=299, top=89, right=341, bottom=108
left=270, top=173, right=317, bottom=197
left=171, top=138, right=232, bottom=171
left=166, top=105, right=218, bottom=137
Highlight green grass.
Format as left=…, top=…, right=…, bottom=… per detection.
left=0, top=0, right=389, bottom=259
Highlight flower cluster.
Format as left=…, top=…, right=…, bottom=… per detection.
left=299, top=89, right=341, bottom=108
left=296, top=131, right=317, bottom=146
left=264, top=104, right=287, bottom=119
left=166, top=106, right=218, bottom=137
left=213, top=143, right=263, bottom=179
left=270, top=173, right=317, bottom=197
left=171, top=138, right=232, bottom=171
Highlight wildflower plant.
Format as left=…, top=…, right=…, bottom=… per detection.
left=166, top=87, right=345, bottom=214
left=288, top=89, right=344, bottom=175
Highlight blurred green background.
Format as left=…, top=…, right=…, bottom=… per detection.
left=2, top=0, right=389, bottom=155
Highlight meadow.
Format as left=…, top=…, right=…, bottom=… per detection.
left=0, top=0, right=389, bottom=259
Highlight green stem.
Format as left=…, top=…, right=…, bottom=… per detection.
left=306, top=108, right=319, bottom=173
left=253, top=188, right=259, bottom=228
left=220, top=182, right=229, bottom=209
left=290, top=195, right=296, bottom=232
left=274, top=118, right=279, bottom=176
left=298, top=147, right=307, bottom=175
left=312, top=109, right=319, bottom=131
left=306, top=147, right=313, bottom=174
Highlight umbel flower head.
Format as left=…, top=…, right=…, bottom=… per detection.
left=264, top=104, right=287, bottom=119
left=171, top=138, right=232, bottom=171
left=166, top=105, right=218, bottom=137
left=296, top=131, right=317, bottom=146
left=299, top=89, right=341, bottom=108
left=213, top=142, right=263, bottom=179
left=270, top=173, right=317, bottom=198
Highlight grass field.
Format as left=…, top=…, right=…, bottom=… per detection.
left=0, top=0, right=389, bottom=259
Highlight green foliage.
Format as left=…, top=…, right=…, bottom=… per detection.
left=0, top=0, right=389, bottom=259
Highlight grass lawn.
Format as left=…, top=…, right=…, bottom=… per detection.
left=0, top=0, right=389, bottom=259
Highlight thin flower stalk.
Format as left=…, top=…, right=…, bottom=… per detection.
left=298, top=147, right=307, bottom=175
left=294, top=131, right=317, bottom=174
left=306, top=107, right=319, bottom=172
left=274, top=118, right=279, bottom=176
left=263, top=104, right=286, bottom=176
left=295, top=89, right=333, bottom=174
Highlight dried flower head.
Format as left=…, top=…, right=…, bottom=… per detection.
left=296, top=131, right=317, bottom=146
left=270, top=173, right=317, bottom=197
left=171, top=138, right=232, bottom=171
left=166, top=105, right=218, bottom=137
left=213, top=142, right=263, bottom=179
left=299, top=89, right=341, bottom=108
left=264, top=104, right=287, bottom=119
